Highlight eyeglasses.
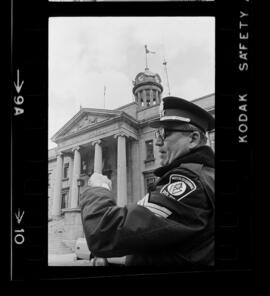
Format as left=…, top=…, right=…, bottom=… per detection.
left=154, top=128, right=196, bottom=142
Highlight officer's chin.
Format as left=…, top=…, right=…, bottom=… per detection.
left=159, top=157, right=168, bottom=167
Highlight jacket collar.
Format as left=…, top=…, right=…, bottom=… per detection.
left=154, top=145, right=215, bottom=177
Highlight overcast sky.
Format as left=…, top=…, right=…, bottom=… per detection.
left=49, top=17, right=215, bottom=149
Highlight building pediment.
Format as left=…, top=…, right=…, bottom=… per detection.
left=64, top=114, right=107, bottom=136
left=51, top=108, right=122, bottom=142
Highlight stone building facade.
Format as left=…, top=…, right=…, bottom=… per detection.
left=48, top=68, right=215, bottom=253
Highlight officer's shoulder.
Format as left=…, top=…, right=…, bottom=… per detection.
left=170, top=162, right=203, bottom=179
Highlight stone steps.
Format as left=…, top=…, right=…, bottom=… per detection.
left=48, top=218, right=65, bottom=234
left=49, top=241, right=72, bottom=255
left=48, top=218, right=73, bottom=255
left=49, top=238, right=73, bottom=254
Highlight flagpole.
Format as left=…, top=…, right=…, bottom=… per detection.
left=145, top=45, right=148, bottom=70
left=163, top=58, right=171, bottom=96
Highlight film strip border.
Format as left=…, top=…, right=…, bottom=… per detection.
left=11, top=0, right=48, bottom=281
left=215, top=0, right=253, bottom=270
left=10, top=0, right=253, bottom=280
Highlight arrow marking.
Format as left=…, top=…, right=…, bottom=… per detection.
left=14, top=69, right=24, bottom=93
left=15, top=209, right=24, bottom=224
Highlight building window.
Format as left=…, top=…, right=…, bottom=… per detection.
left=63, top=163, right=69, bottom=179
left=81, top=160, right=87, bottom=175
left=48, top=172, right=52, bottom=188
left=61, top=191, right=68, bottom=209
left=145, top=140, right=154, bottom=161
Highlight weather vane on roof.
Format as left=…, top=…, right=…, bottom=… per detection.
left=144, top=45, right=155, bottom=70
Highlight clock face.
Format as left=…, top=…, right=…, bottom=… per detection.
left=138, top=74, right=144, bottom=82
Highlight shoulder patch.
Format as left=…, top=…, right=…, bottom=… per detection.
left=160, top=174, right=197, bottom=201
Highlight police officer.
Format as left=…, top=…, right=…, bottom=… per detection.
left=80, top=96, right=215, bottom=267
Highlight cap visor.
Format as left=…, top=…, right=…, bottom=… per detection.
left=149, top=119, right=162, bottom=128
left=149, top=119, right=187, bottom=129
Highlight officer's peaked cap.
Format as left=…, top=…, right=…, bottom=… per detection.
left=150, top=96, right=215, bottom=132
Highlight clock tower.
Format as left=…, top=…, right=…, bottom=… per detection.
left=132, top=68, right=163, bottom=110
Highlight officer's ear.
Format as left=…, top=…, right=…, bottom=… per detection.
left=188, top=130, right=201, bottom=149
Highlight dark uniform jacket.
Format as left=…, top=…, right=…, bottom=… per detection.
left=80, top=145, right=215, bottom=266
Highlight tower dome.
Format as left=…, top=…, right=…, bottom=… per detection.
left=132, top=68, right=163, bottom=109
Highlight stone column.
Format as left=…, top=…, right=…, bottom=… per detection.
left=52, top=152, right=63, bottom=217
left=68, top=155, right=74, bottom=208
left=156, top=90, right=159, bottom=104
left=70, top=146, right=81, bottom=209
left=143, top=90, right=147, bottom=107
left=150, top=89, right=153, bottom=106
left=92, top=140, right=103, bottom=173
left=114, top=133, right=128, bottom=206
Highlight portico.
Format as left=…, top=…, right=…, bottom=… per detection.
left=51, top=120, right=136, bottom=219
